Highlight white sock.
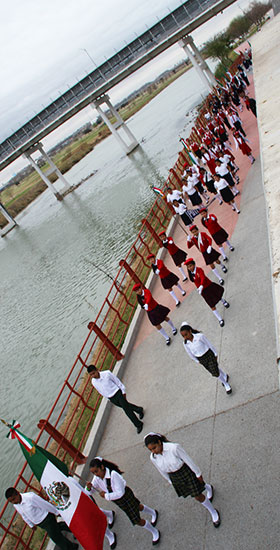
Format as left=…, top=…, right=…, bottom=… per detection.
left=142, top=520, right=159, bottom=542
left=233, top=186, right=239, bottom=194
left=105, top=527, right=115, bottom=544
left=219, top=246, right=227, bottom=260
left=159, top=327, right=169, bottom=341
left=169, top=290, right=179, bottom=304
left=249, top=154, right=255, bottom=163
left=179, top=266, right=187, bottom=279
left=217, top=192, right=223, bottom=203
left=176, top=283, right=184, bottom=293
left=167, top=319, right=176, bottom=331
left=220, top=298, right=227, bottom=305
left=218, top=369, right=231, bottom=391
left=100, top=508, right=113, bottom=523
left=205, top=483, right=213, bottom=499
left=213, top=309, right=222, bottom=322
left=101, top=508, right=113, bottom=522
left=226, top=239, right=232, bottom=248
left=212, top=267, right=221, bottom=280
left=202, top=497, right=219, bottom=522
left=142, top=504, right=157, bottom=523
left=232, top=201, right=239, bottom=212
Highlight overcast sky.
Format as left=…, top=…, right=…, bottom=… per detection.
left=0, top=0, right=252, bottom=181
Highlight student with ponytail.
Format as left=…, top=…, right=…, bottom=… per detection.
left=144, top=433, right=221, bottom=527
left=87, top=457, right=160, bottom=545
left=180, top=322, right=232, bottom=394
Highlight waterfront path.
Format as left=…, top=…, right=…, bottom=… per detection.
left=79, top=33, right=279, bottom=550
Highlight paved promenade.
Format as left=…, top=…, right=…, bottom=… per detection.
left=75, top=37, right=279, bottom=550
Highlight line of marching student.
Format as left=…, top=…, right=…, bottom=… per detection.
left=5, top=49, right=256, bottom=550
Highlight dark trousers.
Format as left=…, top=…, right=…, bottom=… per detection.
left=38, top=513, right=75, bottom=550
left=109, top=390, right=142, bottom=428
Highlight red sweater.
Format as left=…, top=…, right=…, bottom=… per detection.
left=142, top=289, right=158, bottom=311
left=163, top=237, right=179, bottom=256
left=201, top=214, right=222, bottom=236
left=187, top=232, right=212, bottom=253
left=154, top=259, right=170, bottom=279
left=190, top=266, right=212, bottom=289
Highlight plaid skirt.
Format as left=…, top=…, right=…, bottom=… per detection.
left=169, top=464, right=205, bottom=498
left=161, top=272, right=179, bottom=289
left=148, top=304, right=170, bottom=326
left=202, top=282, right=224, bottom=308
left=171, top=249, right=187, bottom=267
left=212, top=228, right=228, bottom=245
left=113, top=487, right=140, bottom=525
left=197, top=349, right=219, bottom=377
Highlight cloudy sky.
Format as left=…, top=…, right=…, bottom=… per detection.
left=0, top=0, right=252, bottom=181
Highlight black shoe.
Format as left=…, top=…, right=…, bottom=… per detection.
left=166, top=337, right=171, bottom=346
left=230, top=246, right=235, bottom=251
left=219, top=279, right=224, bottom=285
left=213, top=510, right=221, bottom=528
left=226, top=387, right=232, bottom=395
left=175, top=301, right=181, bottom=307
left=224, top=301, right=230, bottom=308
left=138, top=408, right=144, bottom=420
left=152, top=531, right=161, bottom=545
left=183, top=277, right=188, bottom=282
left=223, top=257, right=228, bottom=262
left=182, top=290, right=186, bottom=296
left=221, top=266, right=228, bottom=273
left=209, top=485, right=214, bottom=502
left=172, top=328, right=177, bottom=335
left=219, top=320, right=224, bottom=327
left=110, top=532, right=117, bottom=549
left=109, top=511, right=116, bottom=528
left=137, top=422, right=143, bottom=434
left=151, top=510, right=159, bottom=527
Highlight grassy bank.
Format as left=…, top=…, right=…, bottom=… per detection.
left=0, top=63, right=190, bottom=228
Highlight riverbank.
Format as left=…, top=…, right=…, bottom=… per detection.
left=0, top=62, right=191, bottom=228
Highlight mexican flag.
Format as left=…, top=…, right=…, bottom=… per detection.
left=6, top=421, right=107, bottom=550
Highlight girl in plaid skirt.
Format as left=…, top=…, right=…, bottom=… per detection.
left=180, top=323, right=232, bottom=394
left=87, top=457, right=160, bottom=546
left=144, top=433, right=221, bottom=527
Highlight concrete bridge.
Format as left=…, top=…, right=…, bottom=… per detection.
left=0, top=0, right=237, bottom=229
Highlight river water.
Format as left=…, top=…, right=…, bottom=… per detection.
left=0, top=65, right=211, bottom=506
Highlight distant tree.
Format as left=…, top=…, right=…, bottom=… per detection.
left=245, top=1, right=272, bottom=25
left=227, top=15, right=251, bottom=40
left=203, top=32, right=232, bottom=68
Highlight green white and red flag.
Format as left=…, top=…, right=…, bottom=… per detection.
left=3, top=420, right=107, bottom=550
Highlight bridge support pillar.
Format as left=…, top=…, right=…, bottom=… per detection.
left=0, top=202, right=17, bottom=237
left=92, top=95, right=139, bottom=155
left=179, top=36, right=216, bottom=92
left=23, top=143, right=71, bottom=200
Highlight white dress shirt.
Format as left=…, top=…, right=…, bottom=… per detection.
left=182, top=180, right=196, bottom=196
left=173, top=203, right=189, bottom=216
left=183, top=332, right=217, bottom=363
left=214, top=177, right=229, bottom=192
left=14, top=492, right=59, bottom=528
left=90, top=468, right=126, bottom=501
left=90, top=370, right=125, bottom=398
left=215, top=162, right=229, bottom=177
left=167, top=189, right=183, bottom=203
left=150, top=442, right=201, bottom=482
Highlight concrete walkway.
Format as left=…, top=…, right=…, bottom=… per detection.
left=81, top=47, right=279, bottom=550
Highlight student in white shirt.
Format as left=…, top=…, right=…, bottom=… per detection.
left=180, top=322, right=232, bottom=394
left=213, top=174, right=240, bottom=213
left=144, top=433, right=221, bottom=528
left=5, top=488, right=78, bottom=550
left=87, top=365, right=144, bottom=433
left=166, top=187, right=184, bottom=204
left=87, top=457, right=160, bottom=545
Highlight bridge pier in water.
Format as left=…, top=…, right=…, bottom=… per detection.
left=23, top=142, right=71, bottom=201
left=179, top=35, right=216, bottom=91
left=0, top=202, right=17, bottom=237
left=92, top=94, right=139, bottom=155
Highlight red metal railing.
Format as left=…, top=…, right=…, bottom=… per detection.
left=0, top=55, right=243, bottom=548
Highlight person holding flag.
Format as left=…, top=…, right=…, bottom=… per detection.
left=2, top=420, right=108, bottom=550
left=5, top=487, right=78, bottom=550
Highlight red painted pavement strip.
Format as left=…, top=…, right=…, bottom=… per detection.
left=133, top=73, right=260, bottom=348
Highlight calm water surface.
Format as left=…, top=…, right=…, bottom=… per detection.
left=0, top=66, right=210, bottom=505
